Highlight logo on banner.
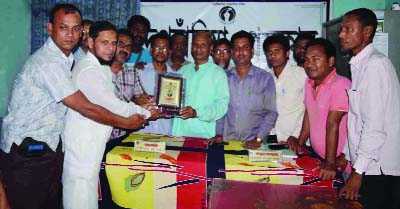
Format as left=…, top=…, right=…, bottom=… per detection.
left=219, top=6, right=236, bottom=24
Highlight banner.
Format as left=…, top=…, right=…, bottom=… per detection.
left=141, top=1, right=328, bottom=69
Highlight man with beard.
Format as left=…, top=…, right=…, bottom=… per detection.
left=74, top=19, right=92, bottom=62
left=110, top=29, right=147, bottom=139
left=212, top=38, right=232, bottom=71
left=172, top=31, right=229, bottom=138
left=0, top=4, right=148, bottom=209
left=292, top=33, right=314, bottom=67
left=210, top=30, right=277, bottom=149
left=62, top=21, right=159, bottom=209
left=126, top=15, right=152, bottom=68
left=168, top=32, right=191, bottom=71
left=136, top=31, right=174, bottom=135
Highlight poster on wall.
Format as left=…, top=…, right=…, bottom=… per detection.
left=141, top=1, right=328, bottom=69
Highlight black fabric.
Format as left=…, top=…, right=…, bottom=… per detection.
left=360, top=174, right=400, bottom=209
left=0, top=139, right=63, bottom=209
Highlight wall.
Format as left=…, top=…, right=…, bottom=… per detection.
left=0, top=1, right=30, bottom=117
left=333, top=0, right=390, bottom=18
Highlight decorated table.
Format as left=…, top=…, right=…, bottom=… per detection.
left=98, top=133, right=354, bottom=209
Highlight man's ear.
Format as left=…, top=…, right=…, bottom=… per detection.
left=328, top=56, right=335, bottom=68
left=286, top=50, right=290, bottom=59
left=47, top=23, right=54, bottom=36
left=88, top=37, right=94, bottom=50
left=363, top=25, right=374, bottom=41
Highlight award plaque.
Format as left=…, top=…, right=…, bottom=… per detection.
left=154, top=73, right=185, bottom=116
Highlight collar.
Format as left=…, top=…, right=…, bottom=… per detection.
left=47, top=37, right=74, bottom=64
left=230, top=64, right=256, bottom=77
left=273, top=63, right=292, bottom=79
left=86, top=51, right=103, bottom=67
left=349, top=43, right=375, bottom=69
left=307, top=68, right=337, bottom=87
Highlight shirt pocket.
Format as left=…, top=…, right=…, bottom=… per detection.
left=347, top=88, right=360, bottom=114
left=249, top=92, right=264, bottom=112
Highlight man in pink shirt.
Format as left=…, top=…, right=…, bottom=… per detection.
left=288, top=38, right=351, bottom=180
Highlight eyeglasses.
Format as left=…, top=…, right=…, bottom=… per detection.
left=152, top=46, right=168, bottom=53
left=117, top=41, right=133, bottom=49
left=212, top=49, right=231, bottom=56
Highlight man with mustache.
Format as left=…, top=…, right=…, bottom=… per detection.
left=110, top=29, right=147, bottom=139
left=62, top=21, right=159, bottom=209
left=168, top=32, right=191, bottom=72
left=209, top=30, right=277, bottom=149
left=292, top=33, right=314, bottom=67
left=263, top=34, right=307, bottom=145
left=212, top=38, right=232, bottom=71
left=126, top=15, right=152, bottom=69
left=0, top=4, right=147, bottom=209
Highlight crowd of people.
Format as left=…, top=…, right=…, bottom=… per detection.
left=0, top=3, right=399, bottom=209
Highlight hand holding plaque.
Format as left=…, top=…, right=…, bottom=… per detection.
left=153, top=73, right=185, bottom=116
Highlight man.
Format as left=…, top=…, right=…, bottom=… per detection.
left=210, top=30, right=277, bottom=149
left=212, top=38, right=232, bottom=70
left=172, top=31, right=229, bottom=138
left=126, top=15, right=152, bottom=67
left=62, top=21, right=158, bottom=209
left=136, top=31, right=174, bottom=135
left=168, top=32, right=191, bottom=71
left=263, top=34, right=307, bottom=144
left=0, top=4, right=146, bottom=209
left=110, top=29, right=147, bottom=139
left=74, top=19, right=92, bottom=62
left=287, top=38, right=351, bottom=180
left=338, top=8, right=400, bottom=209
left=292, top=33, right=314, bottom=67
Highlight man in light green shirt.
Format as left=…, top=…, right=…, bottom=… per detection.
left=172, top=31, right=230, bottom=138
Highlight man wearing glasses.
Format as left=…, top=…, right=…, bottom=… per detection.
left=0, top=4, right=149, bottom=209
left=209, top=30, right=277, bottom=149
left=135, top=31, right=174, bottom=135
left=73, top=19, right=92, bottom=63
left=110, top=28, right=148, bottom=139
left=292, top=33, right=314, bottom=67
left=212, top=38, right=232, bottom=71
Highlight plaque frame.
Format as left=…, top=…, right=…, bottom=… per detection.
left=153, top=73, right=185, bottom=116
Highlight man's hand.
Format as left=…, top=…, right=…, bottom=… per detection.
left=339, top=171, right=363, bottom=201
left=209, top=135, right=223, bottom=145
left=135, top=62, right=147, bottom=70
left=148, top=109, right=161, bottom=120
left=126, top=114, right=147, bottom=129
left=287, top=136, right=302, bottom=153
left=242, top=138, right=262, bottom=150
left=318, top=162, right=337, bottom=180
left=134, top=94, right=153, bottom=106
left=335, top=153, right=348, bottom=171
left=171, top=63, right=182, bottom=71
left=180, top=106, right=197, bottom=119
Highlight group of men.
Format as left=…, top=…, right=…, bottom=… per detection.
left=0, top=3, right=399, bottom=209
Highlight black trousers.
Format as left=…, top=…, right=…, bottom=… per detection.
left=0, top=139, right=63, bottom=209
left=360, top=174, right=400, bottom=209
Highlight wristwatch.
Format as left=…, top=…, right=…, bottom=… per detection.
left=256, top=137, right=262, bottom=143
left=353, top=168, right=364, bottom=175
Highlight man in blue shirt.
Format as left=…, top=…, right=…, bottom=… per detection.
left=126, top=15, right=152, bottom=67
left=210, top=30, right=278, bottom=149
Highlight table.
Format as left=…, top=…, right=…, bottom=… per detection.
left=99, top=133, right=344, bottom=209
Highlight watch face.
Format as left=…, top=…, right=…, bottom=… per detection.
left=256, top=138, right=262, bottom=142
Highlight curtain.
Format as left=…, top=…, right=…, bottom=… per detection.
left=31, top=0, right=138, bottom=53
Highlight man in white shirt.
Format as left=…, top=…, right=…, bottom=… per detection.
left=338, top=8, right=400, bottom=209
left=263, top=34, right=307, bottom=144
left=0, top=4, right=147, bottom=209
left=62, top=21, right=158, bottom=209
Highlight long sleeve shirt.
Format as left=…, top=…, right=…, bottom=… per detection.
left=344, top=44, right=400, bottom=175
left=172, top=60, right=230, bottom=138
left=216, top=65, right=278, bottom=141
left=270, top=64, right=307, bottom=142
